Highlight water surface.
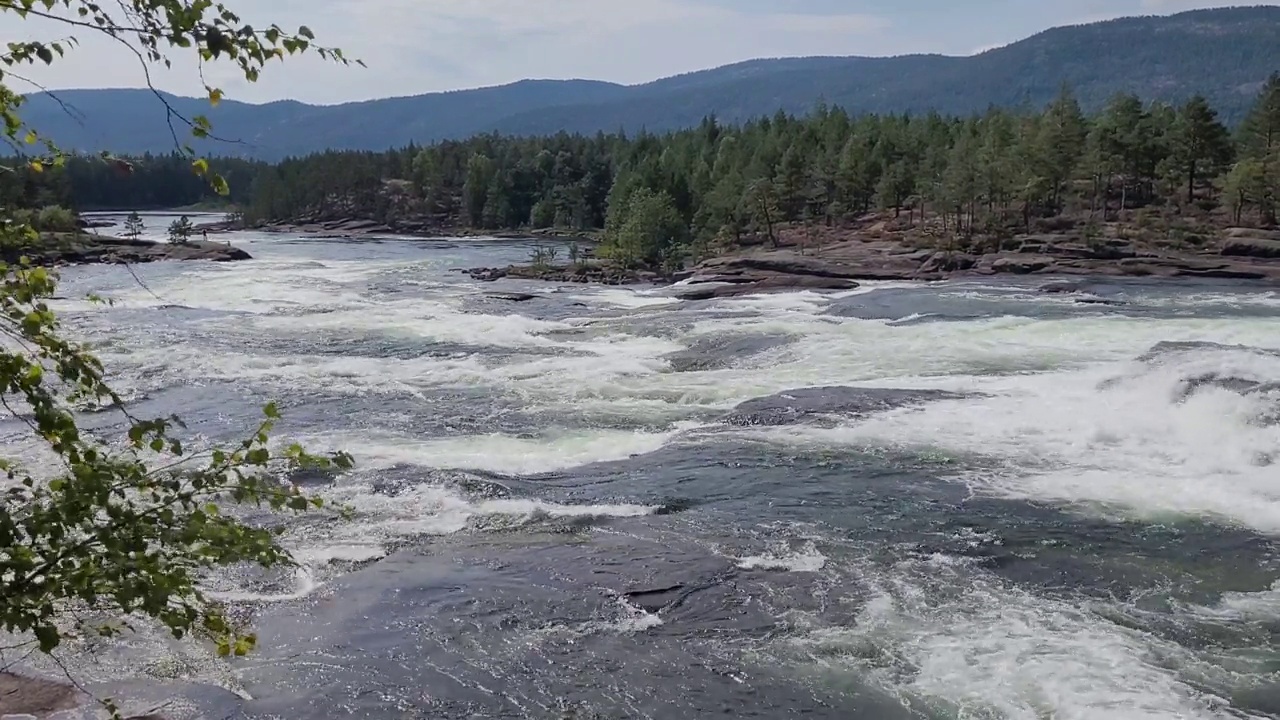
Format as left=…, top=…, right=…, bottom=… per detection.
left=18, top=213, right=1280, bottom=719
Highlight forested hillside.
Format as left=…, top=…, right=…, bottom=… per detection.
left=232, top=79, right=1280, bottom=269
left=17, top=6, right=1280, bottom=159
left=16, top=75, right=1277, bottom=277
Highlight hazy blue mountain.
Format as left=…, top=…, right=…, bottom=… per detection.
left=20, top=6, right=1280, bottom=159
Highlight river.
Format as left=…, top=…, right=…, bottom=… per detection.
left=14, top=213, right=1280, bottom=719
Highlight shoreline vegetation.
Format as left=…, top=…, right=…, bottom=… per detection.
left=10, top=79, right=1280, bottom=295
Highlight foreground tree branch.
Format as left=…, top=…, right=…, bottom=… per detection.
left=0, top=0, right=357, bottom=701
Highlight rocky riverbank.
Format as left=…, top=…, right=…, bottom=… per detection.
left=460, top=225, right=1280, bottom=300
left=674, top=228, right=1280, bottom=298
left=5, top=234, right=251, bottom=267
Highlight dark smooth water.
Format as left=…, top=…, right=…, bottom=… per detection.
left=15, top=215, right=1280, bottom=719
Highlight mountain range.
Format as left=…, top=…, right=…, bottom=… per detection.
left=19, top=6, right=1280, bottom=161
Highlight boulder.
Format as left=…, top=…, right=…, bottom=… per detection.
left=1221, top=237, right=1280, bottom=259
left=918, top=251, right=978, bottom=273
left=990, top=256, right=1053, bottom=274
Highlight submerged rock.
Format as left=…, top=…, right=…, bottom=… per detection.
left=484, top=291, right=540, bottom=302
left=722, top=386, right=969, bottom=427
left=664, top=334, right=793, bottom=372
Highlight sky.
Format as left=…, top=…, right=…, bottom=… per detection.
left=0, top=0, right=1260, bottom=105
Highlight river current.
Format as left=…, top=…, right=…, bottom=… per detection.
left=13, top=213, right=1280, bottom=719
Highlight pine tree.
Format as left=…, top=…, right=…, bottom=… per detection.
left=123, top=211, right=145, bottom=240
left=1171, top=95, right=1234, bottom=205
left=1037, top=85, right=1088, bottom=211
left=1239, top=73, right=1280, bottom=224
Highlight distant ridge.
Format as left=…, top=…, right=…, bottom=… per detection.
left=18, top=6, right=1280, bottom=160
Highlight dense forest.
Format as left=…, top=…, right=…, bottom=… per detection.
left=251, top=77, right=1280, bottom=268
left=15, top=7, right=1280, bottom=159
left=0, top=153, right=263, bottom=211
left=9, top=76, right=1280, bottom=270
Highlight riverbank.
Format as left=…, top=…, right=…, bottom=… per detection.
left=3, top=233, right=252, bottom=266
left=209, top=212, right=1280, bottom=298
left=461, top=229, right=1280, bottom=300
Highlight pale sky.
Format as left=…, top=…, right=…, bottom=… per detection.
left=0, top=0, right=1259, bottom=105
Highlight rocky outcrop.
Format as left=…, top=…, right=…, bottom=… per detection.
left=9, top=235, right=251, bottom=266
left=1221, top=234, right=1280, bottom=259
left=463, top=264, right=658, bottom=285
left=675, top=255, right=864, bottom=299
left=676, top=275, right=858, bottom=300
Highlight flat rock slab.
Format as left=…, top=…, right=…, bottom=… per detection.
left=677, top=274, right=858, bottom=300
left=722, top=386, right=970, bottom=427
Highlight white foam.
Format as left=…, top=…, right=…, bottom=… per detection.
left=748, top=339, right=1280, bottom=533
left=301, top=424, right=694, bottom=475
left=570, top=287, right=682, bottom=308
left=789, top=557, right=1243, bottom=720
left=295, top=479, right=659, bottom=561
left=736, top=552, right=827, bottom=573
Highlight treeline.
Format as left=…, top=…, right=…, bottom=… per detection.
left=11, top=76, right=1280, bottom=269
left=0, top=152, right=264, bottom=211
left=243, top=77, right=1280, bottom=267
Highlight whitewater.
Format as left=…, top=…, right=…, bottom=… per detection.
left=13, top=212, right=1280, bottom=719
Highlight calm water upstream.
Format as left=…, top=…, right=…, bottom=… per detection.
left=12, top=212, right=1280, bottom=719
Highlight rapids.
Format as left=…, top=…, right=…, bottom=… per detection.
left=10, top=212, right=1280, bottom=720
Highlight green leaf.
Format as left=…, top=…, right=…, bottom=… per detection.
left=34, top=625, right=60, bottom=652
left=263, top=401, right=280, bottom=419
left=208, top=87, right=224, bottom=106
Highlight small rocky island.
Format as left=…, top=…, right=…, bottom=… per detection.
left=3, top=233, right=251, bottom=266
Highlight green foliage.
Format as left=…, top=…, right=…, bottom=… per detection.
left=11, top=205, right=80, bottom=233
left=167, top=214, right=194, bottom=243
left=601, top=187, right=685, bottom=269
left=1238, top=73, right=1280, bottom=224
left=528, top=243, right=559, bottom=269
left=123, top=212, right=146, bottom=240
left=1170, top=95, right=1234, bottom=204
left=0, top=0, right=357, bottom=680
